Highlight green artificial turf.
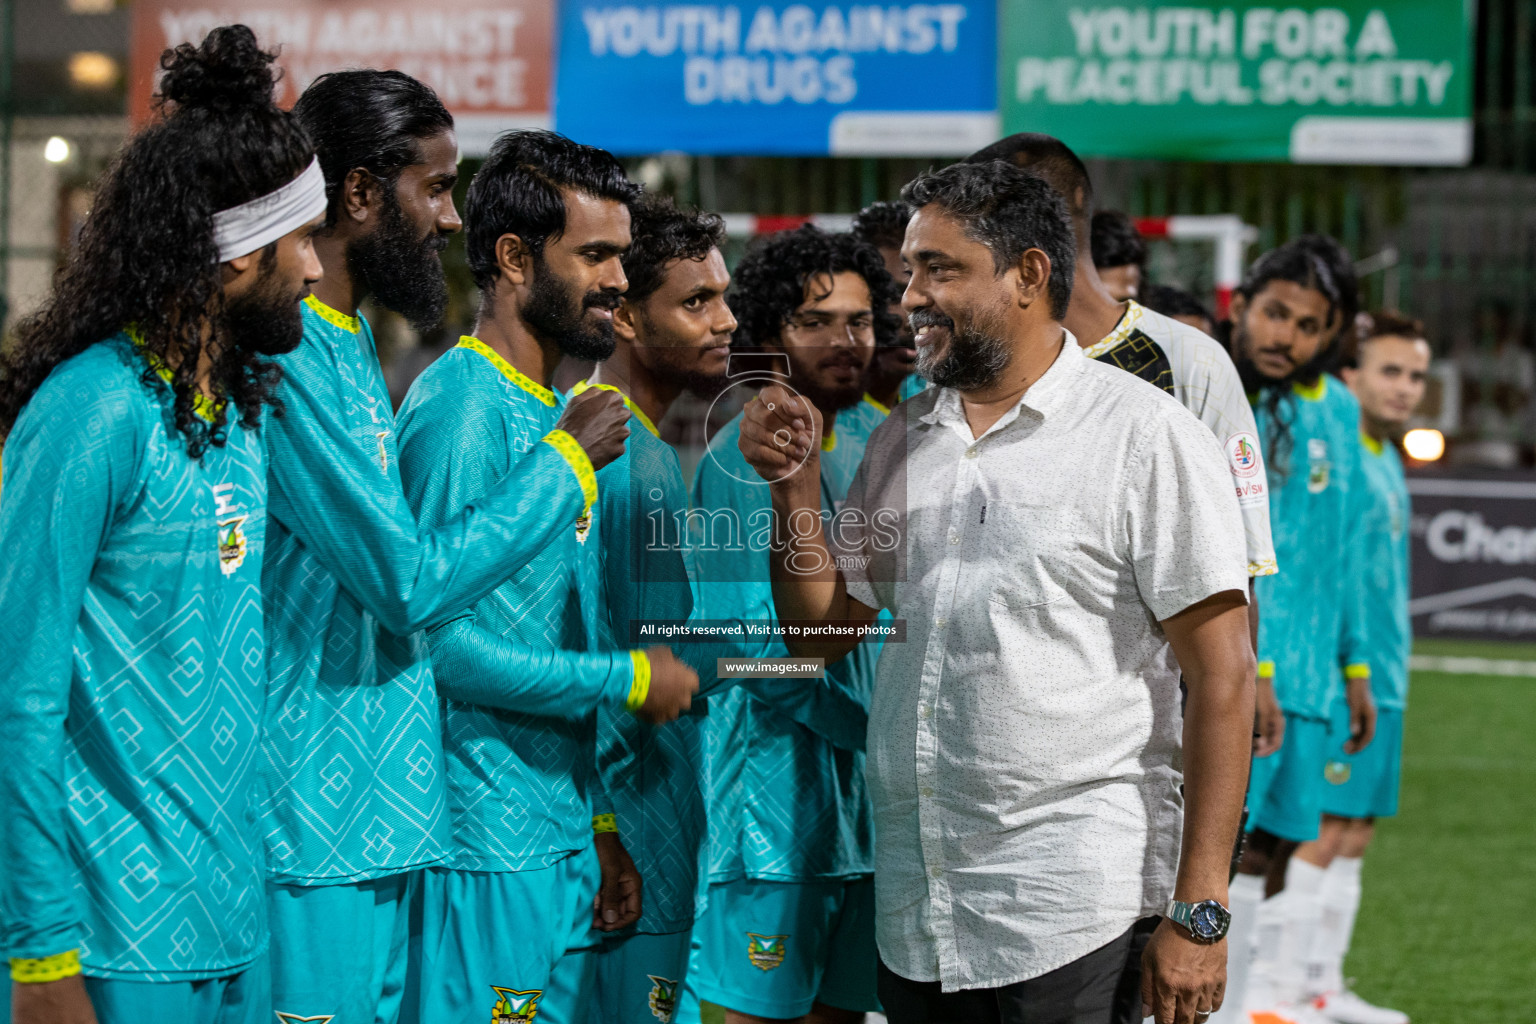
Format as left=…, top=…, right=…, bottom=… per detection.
left=701, top=650, right=1536, bottom=1024
left=1342, top=663, right=1536, bottom=1022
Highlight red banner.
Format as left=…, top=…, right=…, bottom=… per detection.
left=129, top=0, right=552, bottom=155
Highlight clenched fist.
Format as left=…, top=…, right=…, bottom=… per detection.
left=556, top=387, right=630, bottom=471
left=738, top=384, right=821, bottom=484
left=634, top=646, right=698, bottom=724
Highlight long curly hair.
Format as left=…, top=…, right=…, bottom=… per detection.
left=0, top=25, right=313, bottom=457
left=727, top=224, right=902, bottom=351
left=1228, top=237, right=1351, bottom=479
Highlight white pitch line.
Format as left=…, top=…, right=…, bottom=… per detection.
left=1410, top=655, right=1536, bottom=678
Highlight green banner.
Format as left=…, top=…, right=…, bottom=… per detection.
left=1000, top=2, right=1475, bottom=164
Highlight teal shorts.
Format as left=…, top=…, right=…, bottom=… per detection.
left=411, top=849, right=598, bottom=1024
left=1247, top=711, right=1332, bottom=843
left=561, top=928, right=691, bottom=1023
left=81, top=953, right=269, bottom=1024
left=1321, top=704, right=1403, bottom=820
left=692, top=877, right=880, bottom=1019
left=268, top=872, right=414, bottom=1024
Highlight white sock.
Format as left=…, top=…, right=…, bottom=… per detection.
left=1277, top=858, right=1328, bottom=1004
left=1211, top=872, right=1265, bottom=1023
left=1307, top=855, right=1364, bottom=996
left=1244, top=886, right=1288, bottom=1011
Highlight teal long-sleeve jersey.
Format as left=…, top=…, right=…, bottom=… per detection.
left=396, top=340, right=635, bottom=872
left=261, top=299, right=596, bottom=884
left=691, top=410, right=880, bottom=883
left=0, top=337, right=268, bottom=979
left=1356, top=434, right=1410, bottom=710
left=582, top=381, right=880, bottom=929
left=583, top=383, right=707, bottom=934
left=1253, top=376, right=1373, bottom=719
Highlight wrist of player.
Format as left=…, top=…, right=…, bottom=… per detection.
left=11, top=949, right=82, bottom=983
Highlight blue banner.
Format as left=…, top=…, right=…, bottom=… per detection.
left=555, top=1, right=997, bottom=156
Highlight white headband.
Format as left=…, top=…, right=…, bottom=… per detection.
left=211, top=156, right=327, bottom=263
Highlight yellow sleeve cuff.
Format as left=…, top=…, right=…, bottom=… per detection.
left=592, top=813, right=618, bottom=834
left=626, top=650, right=652, bottom=713
left=11, top=949, right=81, bottom=983
left=542, top=429, right=598, bottom=514
left=1344, top=663, right=1371, bottom=679
left=1257, top=660, right=1276, bottom=680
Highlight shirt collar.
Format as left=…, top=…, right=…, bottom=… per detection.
left=1082, top=302, right=1143, bottom=359
left=304, top=294, right=362, bottom=334
left=918, top=330, right=1083, bottom=435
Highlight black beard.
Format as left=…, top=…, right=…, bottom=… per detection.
left=346, top=190, right=449, bottom=332
left=223, top=256, right=304, bottom=357
left=787, top=356, right=864, bottom=414
left=522, top=256, right=621, bottom=361
left=913, top=309, right=1011, bottom=391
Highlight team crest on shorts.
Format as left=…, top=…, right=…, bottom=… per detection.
left=647, top=975, right=678, bottom=1021
left=1324, top=760, right=1352, bottom=785
left=211, top=482, right=248, bottom=576
left=275, top=1014, right=335, bottom=1024
left=746, top=933, right=788, bottom=972
left=490, top=986, right=542, bottom=1023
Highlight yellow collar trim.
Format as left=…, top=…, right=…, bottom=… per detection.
left=1292, top=377, right=1328, bottom=402
left=304, top=294, right=361, bottom=334
left=125, top=326, right=221, bottom=423
left=1082, top=300, right=1145, bottom=360
left=863, top=393, right=891, bottom=416
left=1361, top=432, right=1385, bottom=456
left=821, top=429, right=837, bottom=452
left=572, top=379, right=661, bottom=439
left=458, top=336, right=557, bottom=407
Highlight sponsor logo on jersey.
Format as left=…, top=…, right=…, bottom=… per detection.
left=212, top=482, right=248, bottom=576
left=1307, top=440, right=1331, bottom=494
left=1324, top=760, right=1352, bottom=785
left=1226, top=432, right=1262, bottom=479
left=647, top=975, right=678, bottom=1021
left=275, top=1014, right=335, bottom=1024
left=491, top=987, right=542, bottom=1023
left=746, top=932, right=787, bottom=972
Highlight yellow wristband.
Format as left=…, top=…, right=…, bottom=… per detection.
left=592, top=813, right=618, bottom=834
left=1344, top=663, right=1371, bottom=680
left=11, top=949, right=81, bottom=983
left=542, top=429, right=598, bottom=515
left=626, top=650, right=652, bottom=713
left=1257, top=660, right=1275, bottom=680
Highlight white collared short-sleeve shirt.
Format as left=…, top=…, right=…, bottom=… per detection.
left=838, top=335, right=1247, bottom=992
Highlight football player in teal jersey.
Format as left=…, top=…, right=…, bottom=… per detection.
left=0, top=26, right=322, bottom=1024
left=553, top=193, right=734, bottom=1024
left=1289, top=313, right=1428, bottom=1024
left=688, top=226, right=899, bottom=1024
left=266, top=82, right=641, bottom=1024
left=851, top=202, right=923, bottom=409
left=394, top=131, right=698, bottom=1024
left=1223, top=240, right=1378, bottom=1022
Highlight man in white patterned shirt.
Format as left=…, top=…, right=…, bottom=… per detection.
left=736, top=161, right=1255, bottom=1024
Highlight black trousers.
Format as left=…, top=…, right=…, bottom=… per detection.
left=877, top=926, right=1135, bottom=1024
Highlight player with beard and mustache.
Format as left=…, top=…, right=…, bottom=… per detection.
left=262, top=84, right=654, bottom=1024
left=393, top=131, right=698, bottom=1024
left=1221, top=241, right=1377, bottom=1024
left=0, top=26, right=321, bottom=1024
left=686, top=225, right=900, bottom=1024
